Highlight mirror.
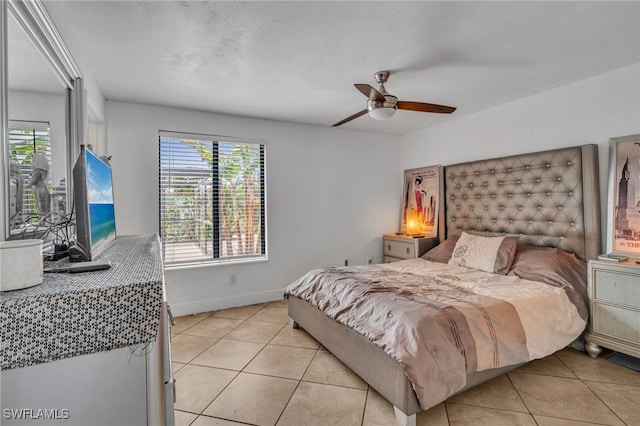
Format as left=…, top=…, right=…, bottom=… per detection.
left=1, top=0, right=85, bottom=249
left=8, top=11, right=67, bottom=235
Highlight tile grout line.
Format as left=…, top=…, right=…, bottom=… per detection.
left=174, top=307, right=255, bottom=421
left=185, top=304, right=294, bottom=426
left=580, top=381, right=630, bottom=426
left=360, top=388, right=370, bottom=426
left=188, top=306, right=266, bottom=425
left=267, top=314, right=315, bottom=426
left=555, top=350, right=633, bottom=425
left=507, top=356, right=630, bottom=426
left=272, top=346, right=323, bottom=426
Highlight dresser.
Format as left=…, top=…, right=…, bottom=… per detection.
left=383, top=234, right=439, bottom=263
left=585, top=258, right=640, bottom=359
left=0, top=235, right=174, bottom=426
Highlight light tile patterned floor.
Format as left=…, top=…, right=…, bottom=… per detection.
left=171, top=300, right=640, bottom=426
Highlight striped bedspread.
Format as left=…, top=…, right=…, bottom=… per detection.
left=284, top=258, right=586, bottom=410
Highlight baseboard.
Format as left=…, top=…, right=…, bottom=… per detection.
left=168, top=288, right=286, bottom=317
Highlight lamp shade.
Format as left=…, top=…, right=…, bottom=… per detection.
left=368, top=106, right=397, bottom=120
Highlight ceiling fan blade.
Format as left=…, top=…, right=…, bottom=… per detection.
left=397, top=101, right=456, bottom=114
left=354, top=84, right=385, bottom=102
left=332, top=109, right=368, bottom=127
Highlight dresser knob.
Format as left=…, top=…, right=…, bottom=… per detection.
left=387, top=244, right=391, bottom=251
left=406, top=248, right=410, bottom=254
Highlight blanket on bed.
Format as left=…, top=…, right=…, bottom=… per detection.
left=284, top=259, right=586, bottom=410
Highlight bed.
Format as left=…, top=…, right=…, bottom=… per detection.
left=284, top=145, right=601, bottom=426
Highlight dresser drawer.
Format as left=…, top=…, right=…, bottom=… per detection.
left=593, top=270, right=640, bottom=307
left=592, top=303, right=640, bottom=343
left=586, top=260, right=640, bottom=359
left=384, top=239, right=415, bottom=259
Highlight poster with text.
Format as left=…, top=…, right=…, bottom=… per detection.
left=610, top=135, right=640, bottom=257
left=401, top=165, right=441, bottom=237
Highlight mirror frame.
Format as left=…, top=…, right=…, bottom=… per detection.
left=0, top=0, right=86, bottom=241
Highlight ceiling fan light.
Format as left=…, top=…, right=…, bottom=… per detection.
left=368, top=106, right=397, bottom=120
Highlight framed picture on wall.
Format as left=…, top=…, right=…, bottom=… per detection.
left=401, top=165, right=442, bottom=237
left=607, top=134, right=640, bottom=257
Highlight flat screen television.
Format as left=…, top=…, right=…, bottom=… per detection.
left=70, top=145, right=116, bottom=262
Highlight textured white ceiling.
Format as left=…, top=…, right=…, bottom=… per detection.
left=11, top=1, right=640, bottom=135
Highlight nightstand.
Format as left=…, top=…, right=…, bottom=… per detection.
left=585, top=258, right=640, bottom=359
left=383, top=234, right=439, bottom=263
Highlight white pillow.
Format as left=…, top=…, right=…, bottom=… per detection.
left=448, top=232, right=518, bottom=274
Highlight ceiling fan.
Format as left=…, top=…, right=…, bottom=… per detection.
left=332, top=71, right=457, bottom=127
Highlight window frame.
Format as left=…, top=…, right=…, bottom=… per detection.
left=158, top=130, right=267, bottom=268
left=8, top=120, right=52, bottom=224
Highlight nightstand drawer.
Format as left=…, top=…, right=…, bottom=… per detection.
left=586, top=259, right=640, bottom=359
left=382, top=235, right=438, bottom=262
left=384, top=239, right=415, bottom=259
left=593, top=304, right=640, bottom=342
left=594, top=270, right=640, bottom=306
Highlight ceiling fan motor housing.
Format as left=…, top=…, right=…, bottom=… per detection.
left=367, top=95, right=398, bottom=119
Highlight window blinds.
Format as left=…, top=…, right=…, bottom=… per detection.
left=159, top=131, right=266, bottom=265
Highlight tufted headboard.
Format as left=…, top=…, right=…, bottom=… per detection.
left=444, top=145, right=600, bottom=261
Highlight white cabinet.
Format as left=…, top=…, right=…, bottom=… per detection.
left=2, top=344, right=148, bottom=425
left=0, top=235, right=174, bottom=425
left=585, top=259, right=640, bottom=359
left=383, top=234, right=438, bottom=263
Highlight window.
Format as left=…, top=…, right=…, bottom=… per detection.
left=8, top=121, right=52, bottom=225
left=159, top=131, right=266, bottom=266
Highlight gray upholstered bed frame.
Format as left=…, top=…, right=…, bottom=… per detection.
left=288, top=145, right=601, bottom=426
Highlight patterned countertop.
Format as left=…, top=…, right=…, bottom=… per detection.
left=0, top=234, right=164, bottom=370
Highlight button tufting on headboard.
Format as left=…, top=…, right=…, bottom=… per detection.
left=444, top=145, right=600, bottom=261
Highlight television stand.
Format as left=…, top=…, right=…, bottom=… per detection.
left=1, top=234, right=174, bottom=425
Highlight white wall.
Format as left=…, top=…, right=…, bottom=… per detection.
left=105, top=101, right=401, bottom=315
left=400, top=63, right=640, bottom=252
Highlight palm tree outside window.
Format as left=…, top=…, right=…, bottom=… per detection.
left=8, top=121, right=52, bottom=225
left=159, top=131, right=266, bottom=265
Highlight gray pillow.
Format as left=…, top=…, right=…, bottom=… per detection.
left=421, top=237, right=458, bottom=263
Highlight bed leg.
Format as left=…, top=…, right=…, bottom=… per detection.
left=393, top=406, right=416, bottom=426
left=290, top=319, right=300, bottom=329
